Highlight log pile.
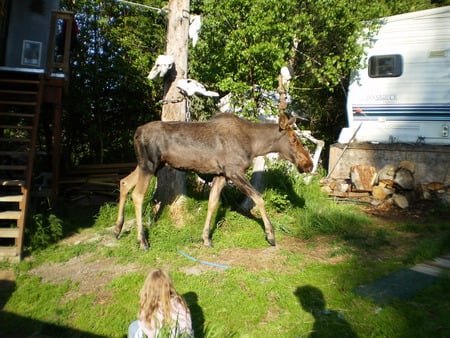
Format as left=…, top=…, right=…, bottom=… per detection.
left=58, top=163, right=136, bottom=204
left=322, top=160, right=450, bottom=208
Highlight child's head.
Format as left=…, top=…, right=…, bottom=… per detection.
left=141, top=268, right=176, bottom=301
left=139, top=268, right=184, bottom=326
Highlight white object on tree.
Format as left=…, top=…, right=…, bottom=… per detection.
left=218, top=93, right=233, bottom=112
left=295, top=130, right=324, bottom=174
left=280, top=66, right=292, bottom=91
left=189, top=15, right=202, bottom=47
left=177, top=78, right=219, bottom=97
left=147, top=55, right=175, bottom=80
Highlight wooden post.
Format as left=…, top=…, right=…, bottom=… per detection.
left=161, top=0, right=189, bottom=122
left=155, top=0, right=190, bottom=207
left=277, top=74, right=287, bottom=115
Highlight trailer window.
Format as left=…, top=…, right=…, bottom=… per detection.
left=369, top=54, right=402, bottom=78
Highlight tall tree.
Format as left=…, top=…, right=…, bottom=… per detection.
left=154, top=0, right=190, bottom=207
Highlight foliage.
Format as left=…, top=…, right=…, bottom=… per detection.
left=25, top=213, right=64, bottom=252
left=60, top=0, right=167, bottom=165
left=264, top=189, right=290, bottom=213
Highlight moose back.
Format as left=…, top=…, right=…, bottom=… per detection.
left=114, top=112, right=313, bottom=250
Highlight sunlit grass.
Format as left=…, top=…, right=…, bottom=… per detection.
left=1, top=169, right=449, bottom=337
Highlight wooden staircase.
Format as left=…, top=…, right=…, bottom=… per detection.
left=0, top=72, right=44, bottom=261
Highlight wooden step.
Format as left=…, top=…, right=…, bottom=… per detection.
left=0, top=211, right=21, bottom=220
left=0, top=246, right=19, bottom=259
left=0, top=227, right=19, bottom=238
left=0, top=137, right=31, bottom=143
left=0, top=89, right=38, bottom=95
left=0, top=125, right=33, bottom=130
left=1, top=179, right=25, bottom=186
left=0, top=165, right=27, bottom=171
left=0, top=112, right=34, bottom=118
left=0, top=151, right=28, bottom=157
left=0, top=195, right=23, bottom=202
left=0, top=78, right=40, bottom=85
left=0, top=100, right=37, bottom=106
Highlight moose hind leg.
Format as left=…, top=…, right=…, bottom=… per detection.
left=231, top=173, right=275, bottom=246
left=131, top=169, right=152, bottom=250
left=114, top=167, right=138, bottom=239
left=202, top=176, right=227, bottom=247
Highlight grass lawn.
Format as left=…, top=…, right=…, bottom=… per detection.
left=1, top=173, right=449, bottom=337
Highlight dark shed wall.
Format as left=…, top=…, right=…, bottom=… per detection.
left=4, top=0, right=59, bottom=69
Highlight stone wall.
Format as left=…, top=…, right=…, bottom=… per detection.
left=328, top=143, right=450, bottom=185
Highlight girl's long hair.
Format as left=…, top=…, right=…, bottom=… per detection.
left=139, top=268, right=188, bottom=329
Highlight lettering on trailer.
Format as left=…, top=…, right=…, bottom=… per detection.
left=365, top=94, right=397, bottom=103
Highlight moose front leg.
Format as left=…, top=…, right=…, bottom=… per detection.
left=251, top=193, right=275, bottom=246
left=202, top=176, right=227, bottom=247
left=114, top=167, right=138, bottom=239
left=231, top=173, right=276, bottom=246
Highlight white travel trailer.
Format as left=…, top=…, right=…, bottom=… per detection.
left=339, top=6, right=450, bottom=145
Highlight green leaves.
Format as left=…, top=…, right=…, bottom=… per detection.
left=26, top=213, right=64, bottom=252
left=191, top=0, right=296, bottom=99
left=190, top=0, right=434, bottom=139
left=60, top=0, right=166, bottom=164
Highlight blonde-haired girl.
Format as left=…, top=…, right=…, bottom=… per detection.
left=128, top=269, right=193, bottom=338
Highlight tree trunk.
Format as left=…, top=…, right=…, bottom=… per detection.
left=154, top=0, right=190, bottom=207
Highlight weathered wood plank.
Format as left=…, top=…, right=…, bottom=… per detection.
left=0, top=195, right=23, bottom=202
left=1, top=180, right=24, bottom=186
left=0, top=211, right=21, bottom=220
left=0, top=228, right=19, bottom=238
left=0, top=246, right=19, bottom=259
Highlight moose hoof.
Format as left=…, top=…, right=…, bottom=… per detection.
left=266, top=237, right=276, bottom=246
left=203, top=240, right=214, bottom=248
left=138, top=239, right=149, bottom=251
left=140, top=244, right=149, bottom=251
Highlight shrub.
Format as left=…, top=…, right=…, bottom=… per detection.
left=25, top=213, right=63, bottom=252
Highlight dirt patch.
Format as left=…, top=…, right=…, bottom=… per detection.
left=179, top=245, right=288, bottom=275
left=27, top=222, right=142, bottom=302
left=29, top=253, right=140, bottom=302
left=177, top=235, right=351, bottom=276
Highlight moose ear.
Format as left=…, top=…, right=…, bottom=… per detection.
left=278, top=113, right=296, bottom=130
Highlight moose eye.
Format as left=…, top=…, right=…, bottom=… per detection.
left=290, top=136, right=298, bottom=144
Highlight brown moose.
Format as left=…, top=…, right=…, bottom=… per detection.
left=114, top=112, right=313, bottom=250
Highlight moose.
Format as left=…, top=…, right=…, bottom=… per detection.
left=113, top=112, right=313, bottom=250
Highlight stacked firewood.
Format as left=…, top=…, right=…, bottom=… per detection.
left=58, top=163, right=136, bottom=204
left=321, top=160, right=449, bottom=208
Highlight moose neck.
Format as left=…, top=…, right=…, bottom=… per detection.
left=248, top=122, right=285, bottom=157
